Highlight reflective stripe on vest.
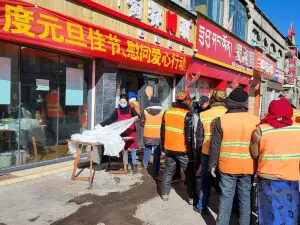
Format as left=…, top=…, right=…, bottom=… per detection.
left=221, top=142, right=251, bottom=147
left=144, top=110, right=163, bottom=139
left=258, top=123, right=300, bottom=181
left=164, top=108, right=189, bottom=152
left=219, top=112, right=260, bottom=175
left=219, top=152, right=252, bottom=159
left=200, top=106, right=227, bottom=155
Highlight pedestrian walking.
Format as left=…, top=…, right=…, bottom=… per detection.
left=160, top=90, right=196, bottom=203
left=101, top=94, right=140, bottom=174
left=209, top=88, right=260, bottom=225
left=141, top=97, right=164, bottom=176
left=251, top=98, right=300, bottom=225
left=194, top=88, right=227, bottom=215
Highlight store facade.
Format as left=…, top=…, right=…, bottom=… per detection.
left=251, top=49, right=277, bottom=117
left=0, top=0, right=193, bottom=172
left=187, top=15, right=254, bottom=100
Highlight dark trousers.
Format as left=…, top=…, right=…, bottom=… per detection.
left=161, top=154, right=196, bottom=199
left=217, top=173, right=252, bottom=225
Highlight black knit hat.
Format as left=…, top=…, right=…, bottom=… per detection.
left=150, top=97, right=161, bottom=104
left=228, top=88, right=248, bottom=103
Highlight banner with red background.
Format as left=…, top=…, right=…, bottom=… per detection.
left=254, top=50, right=276, bottom=79
left=0, top=0, right=190, bottom=74
left=195, top=16, right=254, bottom=76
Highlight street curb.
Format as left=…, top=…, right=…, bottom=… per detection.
left=0, top=166, right=73, bottom=187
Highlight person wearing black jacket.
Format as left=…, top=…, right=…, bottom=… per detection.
left=160, top=91, right=197, bottom=204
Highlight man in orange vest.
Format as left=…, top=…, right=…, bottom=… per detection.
left=209, top=88, right=260, bottom=225
left=194, top=88, right=227, bottom=215
left=141, top=97, right=164, bottom=176
left=161, top=90, right=197, bottom=203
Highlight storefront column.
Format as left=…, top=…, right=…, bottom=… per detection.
left=95, top=59, right=118, bottom=124
left=88, top=60, right=96, bottom=129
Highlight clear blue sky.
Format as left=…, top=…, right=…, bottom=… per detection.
left=257, top=0, right=300, bottom=45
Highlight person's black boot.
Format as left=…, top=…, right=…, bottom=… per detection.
left=132, top=164, right=138, bottom=174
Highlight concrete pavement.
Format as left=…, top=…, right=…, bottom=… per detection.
left=0, top=167, right=246, bottom=225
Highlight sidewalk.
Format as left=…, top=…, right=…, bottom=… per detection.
left=0, top=164, right=246, bottom=225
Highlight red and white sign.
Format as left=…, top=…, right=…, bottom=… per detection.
left=0, top=0, right=191, bottom=74
left=254, top=50, right=276, bottom=78
left=166, top=10, right=177, bottom=35
left=287, top=47, right=297, bottom=84
left=195, top=16, right=254, bottom=76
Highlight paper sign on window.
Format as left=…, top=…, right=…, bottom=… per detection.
left=36, top=79, right=49, bottom=91
left=0, top=57, right=11, bottom=104
left=66, top=67, right=84, bottom=106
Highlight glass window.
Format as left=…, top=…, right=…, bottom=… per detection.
left=0, top=43, right=90, bottom=170
left=20, top=48, right=59, bottom=164
left=195, top=0, right=224, bottom=26
left=277, top=49, right=283, bottom=70
left=251, top=29, right=260, bottom=47
left=263, top=38, right=269, bottom=53
left=0, top=42, right=20, bottom=169
left=270, top=43, right=276, bottom=58
left=229, top=0, right=248, bottom=41
left=58, top=56, right=90, bottom=158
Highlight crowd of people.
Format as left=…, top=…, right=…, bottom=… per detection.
left=103, top=87, right=300, bottom=225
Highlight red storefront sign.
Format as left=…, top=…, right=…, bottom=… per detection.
left=0, top=0, right=190, bottom=74
left=195, top=16, right=254, bottom=76
left=254, top=50, right=276, bottom=78
left=287, top=47, right=297, bottom=84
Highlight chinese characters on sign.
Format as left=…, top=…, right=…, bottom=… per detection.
left=254, top=50, right=276, bottom=78
left=148, top=0, right=162, bottom=28
left=0, top=1, right=190, bottom=74
left=166, top=11, right=177, bottom=35
left=179, top=18, right=190, bottom=41
left=287, top=47, right=297, bottom=85
left=127, top=0, right=142, bottom=20
left=196, top=17, right=254, bottom=75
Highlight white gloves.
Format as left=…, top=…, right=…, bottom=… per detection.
left=210, top=167, right=217, bottom=178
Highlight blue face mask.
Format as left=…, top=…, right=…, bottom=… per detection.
left=120, top=103, right=127, bottom=108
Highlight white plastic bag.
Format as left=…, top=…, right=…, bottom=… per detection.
left=68, top=117, right=136, bottom=162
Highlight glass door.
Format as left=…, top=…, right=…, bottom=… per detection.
left=20, top=47, right=59, bottom=163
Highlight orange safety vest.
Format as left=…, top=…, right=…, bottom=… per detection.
left=200, top=106, right=227, bottom=155
left=144, top=109, right=164, bottom=139
left=292, top=109, right=300, bottom=123
left=164, top=107, right=189, bottom=152
left=36, top=110, right=41, bottom=121
left=219, top=112, right=260, bottom=175
left=258, top=123, right=300, bottom=181
left=45, top=92, right=64, bottom=118
left=80, top=106, right=88, bottom=127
